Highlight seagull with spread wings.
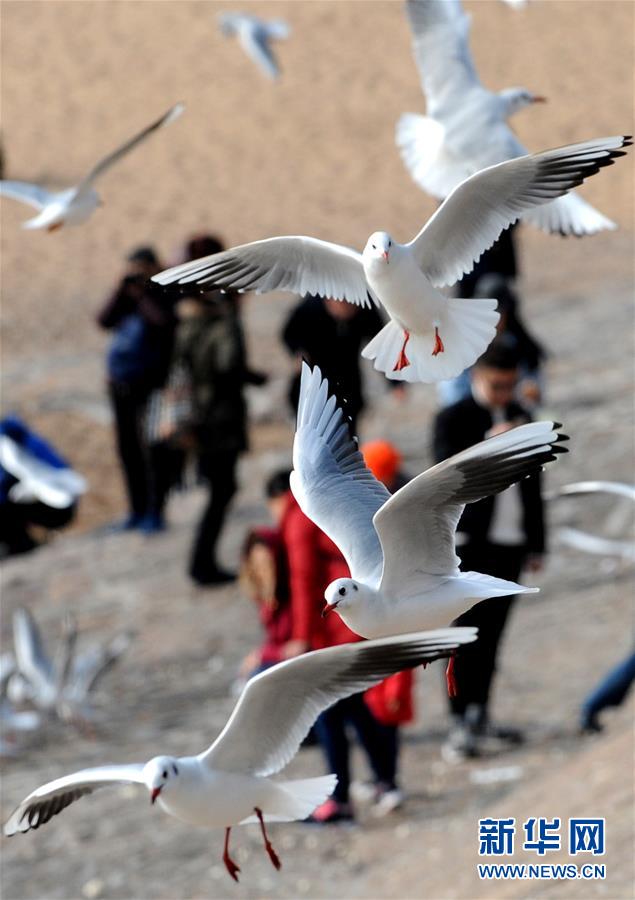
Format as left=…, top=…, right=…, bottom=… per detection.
left=154, top=136, right=630, bottom=383
left=4, top=628, right=475, bottom=881
left=218, top=12, right=290, bottom=80
left=0, top=103, right=184, bottom=231
left=396, top=0, right=618, bottom=235
left=290, top=364, right=568, bottom=641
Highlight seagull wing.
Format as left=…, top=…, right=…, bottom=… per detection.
left=408, top=136, right=631, bottom=287
left=244, top=28, right=280, bottom=79
left=290, top=363, right=390, bottom=584
left=13, top=608, right=55, bottom=700
left=153, top=236, right=376, bottom=308
left=76, top=103, right=184, bottom=191
left=405, top=0, right=481, bottom=116
left=374, top=422, right=568, bottom=597
left=0, top=181, right=55, bottom=210
left=4, top=765, right=146, bottom=836
left=200, top=628, right=477, bottom=776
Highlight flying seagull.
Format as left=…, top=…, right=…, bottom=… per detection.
left=0, top=103, right=184, bottom=231
left=291, top=364, right=568, bottom=640
left=396, top=0, right=619, bottom=235
left=11, top=608, right=130, bottom=725
left=153, top=136, right=630, bottom=383
left=4, top=628, right=476, bottom=880
left=218, top=13, right=290, bottom=80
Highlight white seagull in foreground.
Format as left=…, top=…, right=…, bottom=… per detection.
left=153, top=136, right=630, bottom=383
left=4, top=628, right=475, bottom=880
left=218, top=12, right=290, bottom=80
left=0, top=103, right=184, bottom=231
left=291, top=365, right=568, bottom=645
left=397, top=0, right=620, bottom=235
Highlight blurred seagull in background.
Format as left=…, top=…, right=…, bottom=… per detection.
left=154, top=136, right=630, bottom=383
left=397, top=0, right=618, bottom=235
left=218, top=12, right=290, bottom=80
left=291, top=364, right=568, bottom=641
left=4, top=628, right=476, bottom=880
left=0, top=103, right=184, bottom=231
left=10, top=608, right=131, bottom=726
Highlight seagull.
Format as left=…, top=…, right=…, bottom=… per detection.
left=218, top=12, right=290, bottom=80
left=0, top=103, right=184, bottom=231
left=153, top=136, right=630, bottom=383
left=397, top=0, right=619, bottom=235
left=290, top=364, right=568, bottom=643
left=547, top=481, right=635, bottom=561
left=11, top=608, right=130, bottom=725
left=4, top=628, right=476, bottom=880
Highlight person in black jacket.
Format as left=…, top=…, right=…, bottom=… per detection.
left=97, top=246, right=177, bottom=533
left=432, top=343, right=546, bottom=759
left=173, top=235, right=267, bottom=586
left=282, top=295, right=386, bottom=435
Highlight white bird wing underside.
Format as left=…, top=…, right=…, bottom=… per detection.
left=408, top=136, right=630, bottom=287
left=153, top=236, right=376, bottom=308
left=0, top=181, right=55, bottom=210
left=200, top=628, right=477, bottom=777
left=4, top=765, right=145, bottom=835
left=290, top=363, right=390, bottom=584
left=374, top=421, right=568, bottom=598
left=406, top=0, right=481, bottom=117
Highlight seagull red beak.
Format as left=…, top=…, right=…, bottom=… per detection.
left=382, top=251, right=389, bottom=262
left=532, top=95, right=547, bottom=103
left=321, top=601, right=339, bottom=618
left=151, top=787, right=162, bottom=805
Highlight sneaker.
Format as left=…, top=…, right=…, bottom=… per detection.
left=372, top=788, right=404, bottom=817
left=442, top=720, right=480, bottom=762
left=306, top=798, right=354, bottom=824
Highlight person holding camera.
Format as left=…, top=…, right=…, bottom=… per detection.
left=97, top=246, right=177, bottom=533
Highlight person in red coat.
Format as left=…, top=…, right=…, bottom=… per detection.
left=266, top=471, right=404, bottom=822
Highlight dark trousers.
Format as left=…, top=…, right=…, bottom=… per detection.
left=449, top=543, right=525, bottom=717
left=582, top=652, right=635, bottom=722
left=189, top=450, right=239, bottom=580
left=109, top=382, right=151, bottom=519
left=109, top=382, right=177, bottom=520
left=314, top=693, right=399, bottom=804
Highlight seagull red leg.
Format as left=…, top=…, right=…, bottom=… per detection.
left=446, top=656, right=458, bottom=698
left=222, top=827, right=241, bottom=882
left=393, top=330, right=411, bottom=371
left=432, top=326, right=445, bottom=357
left=255, top=807, right=282, bottom=871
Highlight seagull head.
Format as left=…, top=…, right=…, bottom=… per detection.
left=363, top=232, right=393, bottom=267
left=499, top=87, right=547, bottom=117
left=322, top=578, right=361, bottom=618
left=143, top=756, right=181, bottom=806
